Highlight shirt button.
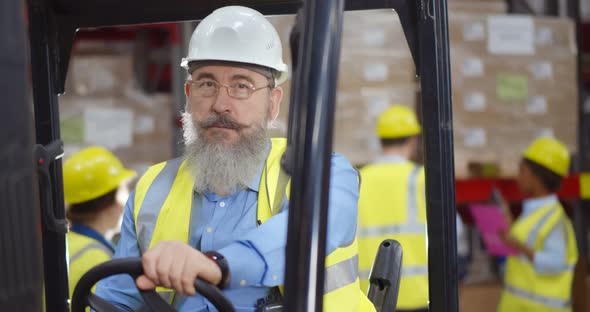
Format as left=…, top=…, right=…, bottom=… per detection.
left=206, top=227, right=212, bottom=233
left=240, top=280, right=247, bottom=286
left=219, top=201, right=226, bottom=207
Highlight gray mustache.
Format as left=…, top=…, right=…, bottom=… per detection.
left=199, top=114, right=244, bottom=130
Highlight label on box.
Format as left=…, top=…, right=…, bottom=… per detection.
left=464, top=128, right=487, bottom=147
left=84, top=107, right=133, bottom=149
left=497, top=73, right=528, bottom=101
left=462, top=58, right=484, bottom=77
left=362, top=29, right=386, bottom=47
left=487, top=16, right=535, bottom=55
left=537, top=128, right=555, bottom=138
left=463, top=92, right=486, bottom=112
left=463, top=22, right=485, bottom=41
left=535, top=27, right=553, bottom=46
left=363, top=63, right=389, bottom=82
left=527, top=96, right=548, bottom=114
left=134, top=115, right=155, bottom=134
left=529, top=62, right=553, bottom=80
left=367, top=96, right=390, bottom=117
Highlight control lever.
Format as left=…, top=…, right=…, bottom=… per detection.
left=367, top=239, right=403, bottom=312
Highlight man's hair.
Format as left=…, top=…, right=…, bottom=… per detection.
left=380, top=136, right=412, bottom=148
left=523, top=158, right=562, bottom=192
left=67, top=188, right=118, bottom=224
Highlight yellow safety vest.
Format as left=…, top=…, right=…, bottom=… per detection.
left=67, top=232, right=114, bottom=300
left=497, top=202, right=578, bottom=312
left=132, top=138, right=375, bottom=311
left=358, top=161, right=429, bottom=310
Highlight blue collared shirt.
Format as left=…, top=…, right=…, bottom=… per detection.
left=96, top=153, right=359, bottom=312
left=520, top=194, right=568, bottom=274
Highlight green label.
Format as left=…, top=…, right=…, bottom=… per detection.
left=497, top=73, right=528, bottom=101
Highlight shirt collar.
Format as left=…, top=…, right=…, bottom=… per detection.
left=376, top=154, right=408, bottom=164
left=70, top=223, right=115, bottom=253
left=523, top=194, right=558, bottom=215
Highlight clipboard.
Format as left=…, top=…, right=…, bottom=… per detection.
left=469, top=204, right=518, bottom=256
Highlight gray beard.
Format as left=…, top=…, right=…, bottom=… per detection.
left=181, top=112, right=269, bottom=197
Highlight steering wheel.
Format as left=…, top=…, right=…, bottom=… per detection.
left=71, top=257, right=236, bottom=312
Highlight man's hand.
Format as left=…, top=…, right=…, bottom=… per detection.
left=136, top=240, right=222, bottom=296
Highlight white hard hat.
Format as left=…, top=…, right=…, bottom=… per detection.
left=181, top=6, right=289, bottom=85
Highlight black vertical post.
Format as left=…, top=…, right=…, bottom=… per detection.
left=546, top=0, right=560, bottom=16
left=283, top=0, right=344, bottom=311
left=0, top=0, right=44, bottom=311
left=27, top=0, right=70, bottom=311
left=418, top=0, right=459, bottom=312
left=568, top=0, right=589, bottom=311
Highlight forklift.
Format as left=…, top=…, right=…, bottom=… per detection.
left=1, top=0, right=464, bottom=311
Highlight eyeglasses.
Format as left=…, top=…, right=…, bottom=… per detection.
left=186, top=79, right=271, bottom=100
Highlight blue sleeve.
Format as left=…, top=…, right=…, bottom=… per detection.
left=95, top=193, right=144, bottom=311
left=220, top=153, right=359, bottom=288
left=533, top=221, right=568, bottom=274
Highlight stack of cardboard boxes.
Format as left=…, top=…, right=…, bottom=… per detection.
left=449, top=13, right=578, bottom=177
left=269, top=10, right=418, bottom=165
left=61, top=49, right=174, bottom=175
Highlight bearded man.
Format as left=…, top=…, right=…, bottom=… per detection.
left=95, top=6, right=368, bottom=312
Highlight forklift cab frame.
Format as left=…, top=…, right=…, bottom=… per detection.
left=3, top=0, right=461, bottom=311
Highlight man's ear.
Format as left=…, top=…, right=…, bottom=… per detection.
left=269, top=86, right=283, bottom=121
left=185, top=82, right=191, bottom=97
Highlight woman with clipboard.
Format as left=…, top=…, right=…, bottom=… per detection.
left=496, top=137, right=578, bottom=312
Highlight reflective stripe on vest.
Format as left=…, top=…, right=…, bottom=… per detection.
left=70, top=242, right=114, bottom=263
left=359, top=264, right=428, bottom=280
left=505, top=285, right=571, bottom=309
left=325, top=255, right=359, bottom=293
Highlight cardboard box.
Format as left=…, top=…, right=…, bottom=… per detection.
left=61, top=48, right=177, bottom=175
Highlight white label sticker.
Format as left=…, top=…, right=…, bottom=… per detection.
left=464, top=128, right=487, bottom=147
left=535, top=27, right=553, bottom=46
left=463, top=92, right=487, bottom=112
left=363, top=63, right=389, bottom=82
left=463, top=22, right=485, bottom=41
left=529, top=62, right=553, bottom=80
left=134, top=115, right=155, bottom=134
left=84, top=107, right=133, bottom=149
left=362, top=29, right=386, bottom=47
left=487, top=15, right=535, bottom=55
left=527, top=96, right=548, bottom=114
left=462, top=58, right=484, bottom=77
left=367, top=97, right=391, bottom=117
left=537, top=128, right=555, bottom=138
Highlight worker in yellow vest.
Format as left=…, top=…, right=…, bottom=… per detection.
left=358, top=105, right=430, bottom=312
left=497, top=137, right=578, bottom=312
left=63, top=146, right=136, bottom=300
left=96, top=6, right=375, bottom=311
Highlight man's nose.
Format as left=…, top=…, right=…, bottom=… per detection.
left=211, top=87, right=233, bottom=114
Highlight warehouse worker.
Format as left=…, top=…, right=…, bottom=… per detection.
left=63, top=146, right=136, bottom=299
left=357, top=105, right=430, bottom=312
left=497, top=137, right=578, bottom=312
left=96, top=6, right=374, bottom=312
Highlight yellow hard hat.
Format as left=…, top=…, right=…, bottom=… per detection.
left=63, top=146, right=136, bottom=205
left=376, top=105, right=422, bottom=139
left=522, top=137, right=570, bottom=177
